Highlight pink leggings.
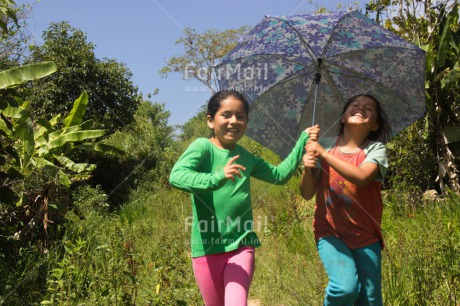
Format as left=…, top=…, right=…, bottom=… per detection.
left=192, top=247, right=255, bottom=306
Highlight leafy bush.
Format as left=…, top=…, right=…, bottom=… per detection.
left=88, top=101, right=176, bottom=207
left=23, top=22, right=142, bottom=134
left=386, top=119, right=437, bottom=194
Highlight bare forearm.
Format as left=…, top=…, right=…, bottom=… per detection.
left=320, top=152, right=378, bottom=186
left=300, top=168, right=317, bottom=200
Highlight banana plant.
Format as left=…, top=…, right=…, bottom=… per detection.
left=423, top=4, right=460, bottom=192
left=1, top=61, right=124, bottom=243
left=372, top=1, right=460, bottom=192
left=0, top=62, right=58, bottom=206
left=0, top=61, right=57, bottom=90
left=9, top=91, right=124, bottom=188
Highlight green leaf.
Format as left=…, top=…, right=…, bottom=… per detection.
left=15, top=127, right=34, bottom=169
left=37, top=120, right=94, bottom=145
left=36, top=118, right=54, bottom=131
left=32, top=157, right=57, bottom=170
left=37, top=130, right=105, bottom=155
left=76, top=142, right=125, bottom=156
left=34, top=119, right=55, bottom=140
left=443, top=126, right=460, bottom=144
left=0, top=117, right=12, bottom=136
left=54, top=155, right=96, bottom=173
left=0, top=62, right=57, bottom=90
left=58, top=170, right=72, bottom=187
left=436, top=5, right=458, bottom=69
left=441, top=63, right=460, bottom=89
left=436, top=21, right=450, bottom=68
left=0, top=21, right=7, bottom=35
left=49, top=114, right=62, bottom=126
left=64, top=92, right=88, bottom=127
left=1, top=105, right=29, bottom=119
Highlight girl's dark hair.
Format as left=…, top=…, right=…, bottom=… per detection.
left=207, top=90, right=249, bottom=119
left=338, top=94, right=392, bottom=142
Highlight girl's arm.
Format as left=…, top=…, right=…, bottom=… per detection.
left=300, top=166, right=318, bottom=200
left=169, top=140, right=245, bottom=193
left=306, top=141, right=379, bottom=187
left=251, top=126, right=319, bottom=185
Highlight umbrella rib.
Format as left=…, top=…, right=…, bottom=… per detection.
left=217, top=53, right=317, bottom=89
left=270, top=53, right=315, bottom=67
left=325, top=45, right=422, bottom=65
left=217, top=11, right=425, bottom=155
left=323, top=56, right=417, bottom=110
left=319, top=44, right=423, bottom=95
left=268, top=16, right=318, bottom=62
left=267, top=67, right=316, bottom=87
left=216, top=52, right=316, bottom=69
left=320, top=11, right=353, bottom=58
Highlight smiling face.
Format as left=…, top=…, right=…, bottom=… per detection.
left=207, top=96, right=248, bottom=150
left=341, top=95, right=379, bottom=134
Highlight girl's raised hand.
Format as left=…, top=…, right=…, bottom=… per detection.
left=224, top=155, right=246, bottom=181
left=305, top=125, right=320, bottom=142
left=306, top=140, right=326, bottom=158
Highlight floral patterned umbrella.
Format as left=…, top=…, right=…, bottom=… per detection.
left=215, top=11, right=425, bottom=158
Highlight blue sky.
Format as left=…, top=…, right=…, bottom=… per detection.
left=17, top=0, right=364, bottom=127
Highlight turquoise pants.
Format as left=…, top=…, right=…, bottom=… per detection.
left=317, top=236, right=382, bottom=306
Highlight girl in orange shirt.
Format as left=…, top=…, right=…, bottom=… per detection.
left=300, top=94, right=391, bottom=306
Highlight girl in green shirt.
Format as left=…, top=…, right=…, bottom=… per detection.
left=170, top=90, right=318, bottom=305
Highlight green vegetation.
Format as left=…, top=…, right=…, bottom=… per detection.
left=22, top=21, right=143, bottom=134
left=2, top=167, right=459, bottom=305
left=0, top=0, right=459, bottom=305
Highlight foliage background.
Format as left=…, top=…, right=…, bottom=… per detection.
left=0, top=0, right=459, bottom=305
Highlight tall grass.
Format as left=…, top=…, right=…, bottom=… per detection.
left=248, top=183, right=460, bottom=306
left=1, top=178, right=459, bottom=305
left=39, top=183, right=202, bottom=305
left=381, top=190, right=460, bottom=306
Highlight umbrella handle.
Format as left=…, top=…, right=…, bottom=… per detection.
left=312, top=82, right=319, bottom=126
left=312, top=58, right=322, bottom=126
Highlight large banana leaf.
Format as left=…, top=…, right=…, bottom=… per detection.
left=35, top=121, right=96, bottom=147
left=76, top=143, right=125, bottom=156
left=54, top=155, right=96, bottom=173
left=15, top=127, right=34, bottom=169
left=32, top=157, right=58, bottom=170
left=58, top=170, right=71, bottom=187
left=1, top=104, right=30, bottom=119
left=0, top=117, right=12, bottom=136
left=36, top=130, right=105, bottom=155
left=64, top=92, right=88, bottom=127
left=44, top=120, right=94, bottom=140
left=34, top=118, right=56, bottom=141
left=0, top=62, right=57, bottom=89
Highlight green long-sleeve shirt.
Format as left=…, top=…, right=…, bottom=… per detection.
left=169, top=132, right=309, bottom=257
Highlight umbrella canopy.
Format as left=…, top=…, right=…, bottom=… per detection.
left=215, top=11, right=425, bottom=158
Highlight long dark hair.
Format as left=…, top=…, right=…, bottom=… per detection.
left=338, top=94, right=392, bottom=142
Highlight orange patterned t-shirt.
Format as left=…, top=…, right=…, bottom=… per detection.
left=313, top=138, right=386, bottom=249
